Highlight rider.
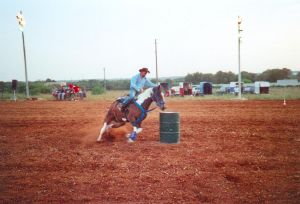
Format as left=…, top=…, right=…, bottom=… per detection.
left=121, top=67, right=156, bottom=111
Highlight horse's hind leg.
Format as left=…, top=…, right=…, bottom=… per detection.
left=97, top=121, right=113, bottom=142
left=97, top=122, right=107, bottom=142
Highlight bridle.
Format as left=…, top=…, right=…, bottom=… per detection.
left=151, top=88, right=165, bottom=108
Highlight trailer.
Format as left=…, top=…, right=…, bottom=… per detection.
left=179, top=82, right=192, bottom=96
left=254, top=81, right=270, bottom=94
left=199, top=82, right=212, bottom=95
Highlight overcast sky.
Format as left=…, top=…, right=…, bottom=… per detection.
left=0, top=0, right=299, bottom=81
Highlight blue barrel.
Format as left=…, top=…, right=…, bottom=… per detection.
left=160, top=112, right=180, bottom=144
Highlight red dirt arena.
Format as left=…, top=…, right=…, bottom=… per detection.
left=0, top=100, right=299, bottom=203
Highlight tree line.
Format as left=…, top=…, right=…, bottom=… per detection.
left=0, top=68, right=299, bottom=96
left=183, top=68, right=299, bottom=84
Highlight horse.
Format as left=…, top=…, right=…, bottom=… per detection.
left=97, top=85, right=166, bottom=143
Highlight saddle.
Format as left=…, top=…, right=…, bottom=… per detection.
left=116, top=95, right=130, bottom=104
left=116, top=95, right=147, bottom=126
left=116, top=95, right=136, bottom=112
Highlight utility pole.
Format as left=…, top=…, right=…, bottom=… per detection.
left=237, top=16, right=243, bottom=99
left=16, top=11, right=30, bottom=98
left=103, top=67, right=106, bottom=90
left=155, top=39, right=159, bottom=85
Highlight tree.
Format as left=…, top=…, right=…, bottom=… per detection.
left=214, top=71, right=236, bottom=84
left=184, top=72, right=214, bottom=84
left=162, top=78, right=174, bottom=87
left=241, top=71, right=256, bottom=83
left=256, top=68, right=292, bottom=82
left=184, top=73, right=194, bottom=83
left=202, top=73, right=214, bottom=82
left=45, top=78, right=56, bottom=82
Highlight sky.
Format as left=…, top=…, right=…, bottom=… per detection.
left=0, top=0, right=300, bottom=81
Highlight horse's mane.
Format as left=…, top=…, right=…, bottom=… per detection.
left=136, top=88, right=154, bottom=105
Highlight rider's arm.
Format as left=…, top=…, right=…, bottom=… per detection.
left=130, top=75, right=140, bottom=92
left=145, top=78, right=156, bottom=87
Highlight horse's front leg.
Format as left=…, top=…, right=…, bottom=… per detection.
left=136, top=122, right=143, bottom=134
left=128, top=126, right=138, bottom=143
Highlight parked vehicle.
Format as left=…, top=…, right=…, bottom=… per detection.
left=170, top=86, right=180, bottom=96
left=243, top=86, right=255, bottom=94
left=217, top=85, right=230, bottom=94
left=229, top=82, right=244, bottom=93
left=179, top=82, right=192, bottom=96
left=192, top=86, right=200, bottom=96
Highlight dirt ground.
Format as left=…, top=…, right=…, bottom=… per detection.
left=0, top=99, right=299, bottom=203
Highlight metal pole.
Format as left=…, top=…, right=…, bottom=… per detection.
left=22, top=30, right=30, bottom=98
left=103, top=67, right=106, bottom=90
left=238, top=34, right=242, bottom=99
left=13, top=90, right=16, bottom=102
left=237, top=17, right=242, bottom=99
left=155, top=39, right=158, bottom=85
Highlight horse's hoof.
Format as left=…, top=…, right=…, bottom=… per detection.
left=127, top=138, right=135, bottom=143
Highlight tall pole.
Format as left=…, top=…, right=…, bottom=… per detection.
left=103, top=67, right=106, bottom=90
left=155, top=39, right=158, bottom=85
left=22, top=31, right=29, bottom=98
left=16, top=11, right=29, bottom=98
left=237, top=16, right=243, bottom=99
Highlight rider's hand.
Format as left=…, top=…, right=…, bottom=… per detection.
left=140, top=88, right=144, bottom=93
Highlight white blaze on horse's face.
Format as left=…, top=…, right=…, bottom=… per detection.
left=161, top=92, right=165, bottom=102
left=158, top=92, right=166, bottom=110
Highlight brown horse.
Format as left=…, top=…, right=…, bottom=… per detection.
left=97, top=85, right=166, bottom=143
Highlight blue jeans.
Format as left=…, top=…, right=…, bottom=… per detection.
left=123, top=88, right=137, bottom=105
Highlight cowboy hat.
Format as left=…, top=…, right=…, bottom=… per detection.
left=139, top=67, right=150, bottom=73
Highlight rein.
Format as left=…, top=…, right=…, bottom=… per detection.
left=147, top=107, right=157, bottom=112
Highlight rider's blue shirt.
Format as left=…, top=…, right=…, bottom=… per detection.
left=130, top=73, right=156, bottom=92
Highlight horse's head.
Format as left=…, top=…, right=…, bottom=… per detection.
left=152, top=85, right=166, bottom=111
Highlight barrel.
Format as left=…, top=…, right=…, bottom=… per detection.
left=160, top=112, right=180, bottom=144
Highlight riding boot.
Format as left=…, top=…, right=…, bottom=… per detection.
left=121, top=97, right=133, bottom=112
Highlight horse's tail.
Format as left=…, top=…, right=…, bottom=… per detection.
left=111, top=101, right=120, bottom=121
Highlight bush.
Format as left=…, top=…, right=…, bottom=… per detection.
left=92, top=86, right=105, bottom=95
left=26, top=83, right=52, bottom=95
left=30, top=87, right=40, bottom=96
left=39, top=86, right=51, bottom=94
left=243, top=78, right=252, bottom=83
